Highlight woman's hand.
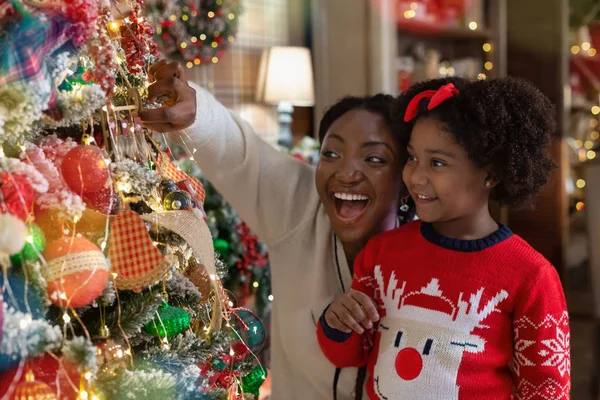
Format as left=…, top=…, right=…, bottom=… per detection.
left=139, top=60, right=197, bottom=132
left=324, top=289, right=380, bottom=334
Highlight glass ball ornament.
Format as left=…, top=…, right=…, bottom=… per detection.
left=12, top=370, right=57, bottom=400
left=61, top=145, right=110, bottom=195
left=213, top=238, right=230, bottom=257
left=230, top=308, right=266, bottom=354
left=10, top=224, right=45, bottom=267
left=143, top=302, right=191, bottom=337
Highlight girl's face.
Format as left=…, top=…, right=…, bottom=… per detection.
left=315, top=109, right=404, bottom=247
left=403, top=118, right=491, bottom=226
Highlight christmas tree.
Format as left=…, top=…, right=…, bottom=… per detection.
left=0, top=0, right=267, bottom=399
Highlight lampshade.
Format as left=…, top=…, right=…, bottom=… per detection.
left=256, top=46, right=315, bottom=107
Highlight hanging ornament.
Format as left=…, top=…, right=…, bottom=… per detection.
left=108, top=210, right=170, bottom=291
left=213, top=238, right=230, bottom=257
left=81, top=186, right=121, bottom=215
left=160, top=179, right=193, bottom=211
left=0, top=213, right=27, bottom=258
left=230, top=308, right=266, bottom=354
left=43, top=236, right=108, bottom=307
left=10, top=223, right=45, bottom=267
left=11, top=370, right=57, bottom=400
left=61, top=145, right=110, bottom=195
left=241, top=365, right=267, bottom=397
left=143, top=302, right=191, bottom=337
left=93, top=326, right=129, bottom=375
left=155, top=152, right=205, bottom=204
left=184, top=258, right=212, bottom=304
left=0, top=172, right=34, bottom=221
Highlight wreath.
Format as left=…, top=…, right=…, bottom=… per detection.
left=147, top=0, right=242, bottom=68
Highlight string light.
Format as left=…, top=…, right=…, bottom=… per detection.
left=582, top=42, right=591, bottom=51
left=585, top=140, right=594, bottom=149
left=268, top=295, right=274, bottom=301
left=576, top=201, right=585, bottom=211
left=403, top=10, right=416, bottom=19
left=182, top=15, right=189, bottom=21
left=92, top=396, right=100, bottom=400
left=589, top=48, right=597, bottom=57
left=107, top=21, right=119, bottom=33
left=63, top=313, right=71, bottom=323
left=112, top=272, right=118, bottom=278
left=84, top=372, right=93, bottom=381
left=229, top=348, right=235, bottom=356
left=194, top=59, right=201, bottom=65
left=186, top=62, right=193, bottom=69
left=574, top=139, right=583, bottom=148
left=26, top=235, right=33, bottom=243
left=228, top=13, right=235, bottom=19
left=169, top=14, right=177, bottom=21
left=0, top=147, right=4, bottom=158
left=79, top=391, right=89, bottom=400
left=200, top=34, right=207, bottom=40
left=572, top=45, right=581, bottom=54
left=591, top=119, right=599, bottom=128
left=252, top=282, right=259, bottom=288
left=484, top=62, right=493, bottom=71
left=482, top=43, right=492, bottom=52
left=592, top=131, right=599, bottom=139
left=592, top=105, right=600, bottom=115
left=212, top=57, right=219, bottom=63
left=180, top=42, right=187, bottom=49
left=477, top=73, right=487, bottom=80
left=468, top=21, right=478, bottom=30
left=410, top=2, right=418, bottom=9
left=588, top=150, right=596, bottom=159
left=208, top=11, right=215, bottom=18
left=211, top=41, right=218, bottom=48
left=191, top=36, right=198, bottom=43
left=228, top=36, right=234, bottom=42
left=576, top=179, right=586, bottom=188
left=60, top=292, right=68, bottom=300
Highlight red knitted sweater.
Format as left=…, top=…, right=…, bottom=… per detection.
left=317, top=221, right=570, bottom=399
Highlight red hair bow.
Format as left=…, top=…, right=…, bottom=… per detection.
left=403, top=83, right=460, bottom=122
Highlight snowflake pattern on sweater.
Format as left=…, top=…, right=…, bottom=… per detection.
left=317, top=221, right=571, bottom=400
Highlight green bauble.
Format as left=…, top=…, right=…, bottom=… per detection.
left=213, top=238, right=230, bottom=257
left=231, top=308, right=266, bottom=354
left=143, top=302, right=190, bottom=337
left=242, top=365, right=267, bottom=396
left=10, top=224, right=45, bottom=266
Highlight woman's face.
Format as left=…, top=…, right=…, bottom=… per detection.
left=316, top=109, right=404, bottom=247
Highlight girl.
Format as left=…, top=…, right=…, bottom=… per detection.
left=317, top=77, right=570, bottom=399
left=140, top=61, right=415, bottom=399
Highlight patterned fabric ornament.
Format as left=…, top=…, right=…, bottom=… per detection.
left=43, top=236, right=108, bottom=307
left=11, top=370, right=57, bottom=400
left=230, top=308, right=266, bottom=354
left=241, top=365, right=267, bottom=397
left=108, top=210, right=170, bottom=291
left=10, top=223, right=45, bottom=267
left=156, top=152, right=205, bottom=204
left=0, top=172, right=34, bottom=221
left=143, top=302, right=191, bottom=337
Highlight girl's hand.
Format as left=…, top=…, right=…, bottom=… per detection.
left=325, top=290, right=380, bottom=334
left=139, top=60, right=197, bottom=132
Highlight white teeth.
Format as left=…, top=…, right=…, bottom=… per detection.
left=334, top=193, right=369, bottom=201
left=417, top=194, right=430, bottom=200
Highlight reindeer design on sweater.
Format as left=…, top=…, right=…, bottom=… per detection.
left=372, top=266, right=509, bottom=400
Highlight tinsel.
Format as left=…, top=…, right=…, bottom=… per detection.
left=0, top=304, right=62, bottom=361
left=56, top=83, right=105, bottom=125
left=111, top=159, right=159, bottom=196
left=62, top=336, right=98, bottom=375
left=104, top=291, right=165, bottom=338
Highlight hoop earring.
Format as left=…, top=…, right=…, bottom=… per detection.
left=399, top=196, right=410, bottom=212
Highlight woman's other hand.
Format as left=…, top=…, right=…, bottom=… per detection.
left=139, top=60, right=197, bottom=132
left=325, top=289, right=380, bottom=334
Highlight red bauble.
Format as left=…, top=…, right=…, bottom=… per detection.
left=82, top=186, right=120, bottom=214
left=0, top=172, right=34, bottom=221
left=0, top=354, right=79, bottom=399
left=61, top=145, right=110, bottom=195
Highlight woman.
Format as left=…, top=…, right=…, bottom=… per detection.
left=141, top=61, right=414, bottom=399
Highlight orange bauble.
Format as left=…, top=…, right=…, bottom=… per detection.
left=61, top=145, right=110, bottom=195
left=43, top=236, right=108, bottom=308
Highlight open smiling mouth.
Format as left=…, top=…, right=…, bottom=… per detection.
left=332, top=192, right=370, bottom=223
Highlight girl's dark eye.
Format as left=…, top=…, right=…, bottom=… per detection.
left=366, top=156, right=384, bottom=164
left=432, top=159, right=445, bottom=167
left=407, top=154, right=417, bottom=162
left=321, top=150, right=339, bottom=159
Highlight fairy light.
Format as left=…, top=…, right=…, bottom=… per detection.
left=212, top=57, right=219, bottom=63
left=73, top=215, right=80, bottom=223
left=60, top=292, right=68, bottom=300
left=268, top=295, right=274, bottom=301
left=182, top=15, right=189, bottom=21
left=228, top=36, right=234, bottom=42
left=169, top=14, right=177, bottom=21
left=478, top=73, right=487, bottom=80
left=229, top=348, right=235, bottom=356
left=209, top=274, right=216, bottom=280
left=112, top=272, right=118, bottom=278
left=252, top=282, right=259, bottom=288
left=585, top=140, right=594, bottom=149
left=193, top=148, right=198, bottom=153
left=19, top=315, right=31, bottom=329
left=214, top=31, right=220, bottom=37
left=588, top=150, right=596, bottom=159
left=576, top=179, right=586, bottom=188
left=208, top=11, right=215, bottom=18
left=468, top=21, right=478, bottom=30
left=191, top=36, right=198, bottom=43
left=576, top=201, right=585, bottom=211
left=410, top=2, right=417, bottom=9
left=574, top=139, right=583, bottom=148
left=200, top=34, right=207, bottom=40
left=180, top=42, right=188, bottom=49
left=124, top=349, right=131, bottom=356
left=403, top=10, right=416, bottom=18
left=484, top=62, right=493, bottom=70
left=0, top=147, right=4, bottom=158
left=194, top=59, right=201, bottom=65
left=211, top=41, right=218, bottom=48
left=19, top=145, right=26, bottom=152
left=592, top=131, right=600, bottom=140
left=186, top=62, right=193, bottom=69
left=92, top=396, right=100, bottom=400
left=589, top=48, right=597, bottom=57
left=482, top=43, right=492, bottom=52
left=593, top=106, right=600, bottom=115
left=107, top=21, right=119, bottom=33
left=116, top=348, right=124, bottom=358
left=591, top=119, right=599, bottom=128
left=582, top=42, right=591, bottom=51
left=63, top=313, right=71, bottom=323
left=84, top=372, right=93, bottom=381
left=228, top=13, right=235, bottom=19
left=79, top=391, right=89, bottom=400
left=572, top=45, right=581, bottom=54
left=153, top=241, right=159, bottom=246
left=26, top=235, right=33, bottom=244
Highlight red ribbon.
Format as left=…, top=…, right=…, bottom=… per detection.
left=403, top=83, right=460, bottom=122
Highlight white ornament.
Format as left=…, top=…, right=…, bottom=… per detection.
left=0, top=213, right=27, bottom=255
